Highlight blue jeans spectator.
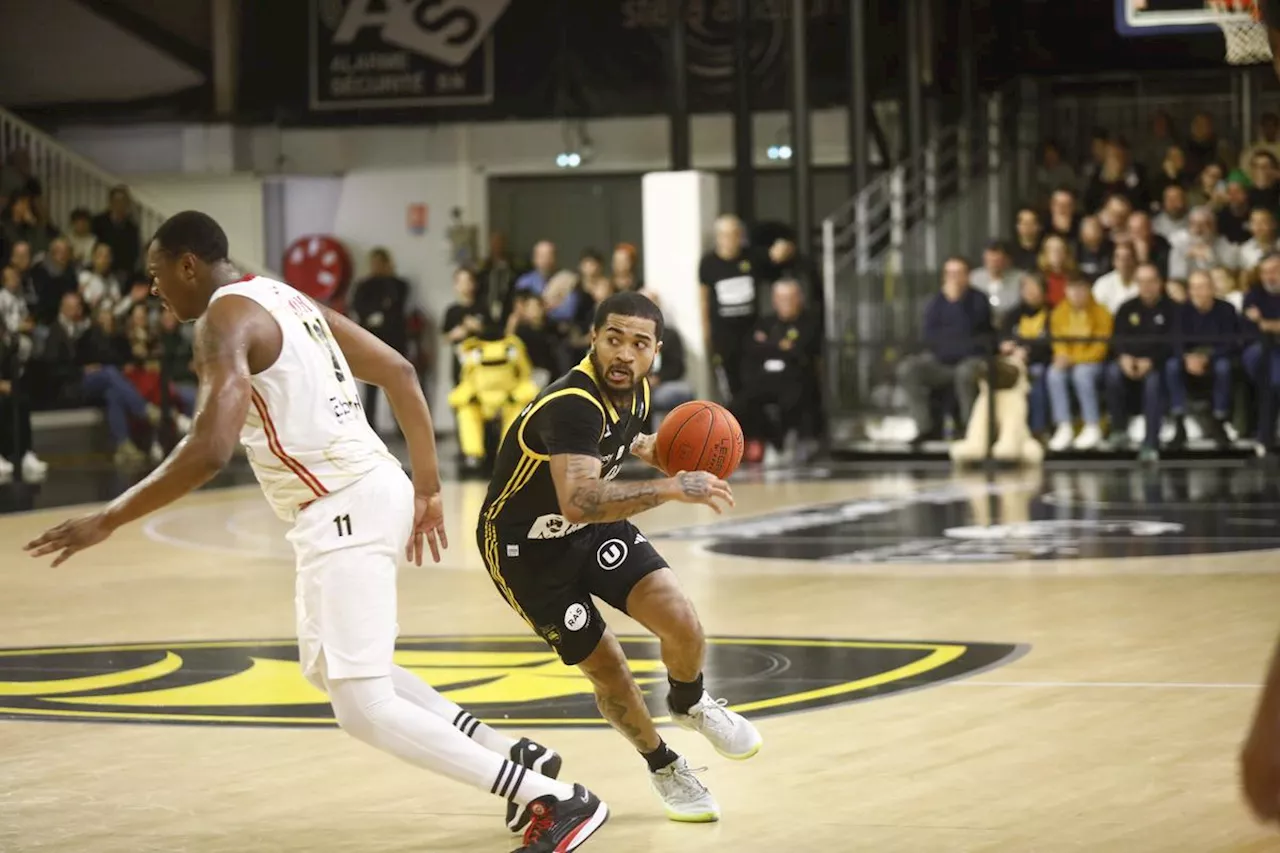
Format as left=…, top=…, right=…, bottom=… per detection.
left=1026, top=363, right=1049, bottom=434
left=1165, top=354, right=1233, bottom=419
left=1047, top=362, right=1103, bottom=427
left=1243, top=342, right=1280, bottom=445
left=82, top=365, right=150, bottom=448
left=1104, top=360, right=1166, bottom=448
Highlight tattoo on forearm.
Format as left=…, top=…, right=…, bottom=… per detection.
left=564, top=455, right=664, bottom=522
left=676, top=472, right=712, bottom=499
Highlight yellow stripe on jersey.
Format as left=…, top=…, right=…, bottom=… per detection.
left=516, top=387, right=607, bottom=462
left=641, top=377, right=650, bottom=418
left=481, top=453, right=543, bottom=626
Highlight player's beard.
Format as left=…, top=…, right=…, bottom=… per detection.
left=590, top=348, right=637, bottom=404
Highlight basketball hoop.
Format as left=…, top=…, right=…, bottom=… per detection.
left=1209, top=0, right=1274, bottom=64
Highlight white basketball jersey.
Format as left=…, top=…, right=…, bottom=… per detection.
left=209, top=276, right=397, bottom=521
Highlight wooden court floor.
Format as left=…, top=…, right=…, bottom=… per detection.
left=1, top=465, right=1279, bottom=852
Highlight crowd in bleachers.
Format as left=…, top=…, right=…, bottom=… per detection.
left=411, top=215, right=822, bottom=472
left=899, top=111, right=1280, bottom=460
left=0, top=151, right=195, bottom=478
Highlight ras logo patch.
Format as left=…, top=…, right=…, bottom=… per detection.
left=0, top=636, right=1022, bottom=728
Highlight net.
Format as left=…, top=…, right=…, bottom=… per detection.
left=1210, top=0, right=1274, bottom=64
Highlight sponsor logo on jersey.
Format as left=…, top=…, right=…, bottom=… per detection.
left=527, top=514, right=587, bottom=540
left=563, top=603, right=591, bottom=632
left=596, top=538, right=628, bottom=571
left=0, top=636, right=1022, bottom=728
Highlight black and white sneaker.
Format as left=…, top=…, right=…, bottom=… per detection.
left=507, top=738, right=564, bottom=832
left=510, top=784, right=609, bottom=853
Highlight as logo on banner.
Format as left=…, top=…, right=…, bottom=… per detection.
left=311, top=0, right=510, bottom=110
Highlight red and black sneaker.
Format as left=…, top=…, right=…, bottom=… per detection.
left=510, top=784, right=609, bottom=853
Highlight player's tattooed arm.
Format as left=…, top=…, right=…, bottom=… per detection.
left=551, top=455, right=736, bottom=523
left=553, top=454, right=665, bottom=523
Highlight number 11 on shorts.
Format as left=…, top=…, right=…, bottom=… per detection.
left=334, top=514, right=352, bottom=537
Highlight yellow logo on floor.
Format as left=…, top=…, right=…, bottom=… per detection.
left=0, top=636, right=1022, bottom=727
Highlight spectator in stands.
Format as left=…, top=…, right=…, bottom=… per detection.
left=157, top=308, right=195, bottom=388
left=0, top=323, right=36, bottom=480
left=638, top=289, right=695, bottom=429
left=1084, top=138, right=1147, bottom=212
left=476, top=231, right=520, bottom=324
left=1037, top=234, right=1077, bottom=305
left=513, top=240, right=563, bottom=317
left=699, top=214, right=760, bottom=399
left=2, top=191, right=54, bottom=259
left=1242, top=253, right=1280, bottom=452
left=1047, top=277, right=1113, bottom=451
left=999, top=273, right=1052, bottom=435
left=1045, top=189, right=1081, bottom=242
left=1166, top=269, right=1238, bottom=447
left=969, top=239, right=1021, bottom=317
left=1249, top=151, right=1280, bottom=212
left=6, top=242, right=35, bottom=320
left=1189, top=162, right=1227, bottom=210
left=897, top=257, right=991, bottom=443
left=1154, top=184, right=1191, bottom=239
left=91, top=186, right=141, bottom=277
left=1012, top=206, right=1044, bottom=272
left=1218, top=173, right=1253, bottom=244
left=1185, top=112, right=1236, bottom=178
left=1140, top=111, right=1179, bottom=178
left=0, top=265, right=30, bottom=337
left=1241, top=112, right=1280, bottom=171
left=1171, top=206, right=1240, bottom=280
left=1213, top=266, right=1244, bottom=311
left=441, top=267, right=488, bottom=384
left=1127, top=211, right=1172, bottom=279
left=508, top=291, right=558, bottom=385
left=112, top=273, right=155, bottom=325
left=1081, top=128, right=1110, bottom=184
left=1149, top=145, right=1191, bottom=203
left=41, top=292, right=153, bottom=465
left=611, top=243, right=642, bottom=292
left=32, top=238, right=78, bottom=326
left=66, top=208, right=97, bottom=268
left=733, top=279, right=822, bottom=465
left=1242, top=208, right=1280, bottom=272
left=350, top=247, right=411, bottom=427
left=761, top=236, right=819, bottom=305
left=1034, top=142, right=1077, bottom=207
left=0, top=149, right=39, bottom=210
left=555, top=268, right=613, bottom=370
left=77, top=242, right=121, bottom=310
left=578, top=249, right=610, bottom=298
left=1075, top=216, right=1113, bottom=283
left=1166, top=278, right=1188, bottom=304
left=1105, top=263, right=1177, bottom=460
left=1098, top=194, right=1134, bottom=242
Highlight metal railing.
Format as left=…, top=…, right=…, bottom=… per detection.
left=820, top=91, right=1018, bottom=438
left=0, top=104, right=266, bottom=275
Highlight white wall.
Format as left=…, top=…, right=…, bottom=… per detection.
left=124, top=173, right=266, bottom=271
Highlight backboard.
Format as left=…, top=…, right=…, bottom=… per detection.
left=1114, top=0, right=1253, bottom=36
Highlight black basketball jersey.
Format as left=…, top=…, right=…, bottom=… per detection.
left=480, top=355, right=651, bottom=537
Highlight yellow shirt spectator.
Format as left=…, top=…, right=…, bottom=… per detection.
left=1050, top=292, right=1113, bottom=364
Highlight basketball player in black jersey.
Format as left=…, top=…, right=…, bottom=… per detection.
left=480, top=291, right=762, bottom=825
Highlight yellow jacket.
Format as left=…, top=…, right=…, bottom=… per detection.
left=1049, top=298, right=1113, bottom=364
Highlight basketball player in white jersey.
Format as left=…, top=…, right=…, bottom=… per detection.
left=25, top=211, right=608, bottom=853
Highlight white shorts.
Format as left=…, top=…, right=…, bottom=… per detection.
left=285, top=462, right=414, bottom=685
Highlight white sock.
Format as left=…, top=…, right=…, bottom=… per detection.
left=388, top=665, right=520, bottom=756
left=328, top=675, right=574, bottom=807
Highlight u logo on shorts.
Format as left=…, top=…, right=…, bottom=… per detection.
left=597, top=539, right=628, bottom=571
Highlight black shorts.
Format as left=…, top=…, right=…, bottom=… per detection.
left=478, top=519, right=668, bottom=665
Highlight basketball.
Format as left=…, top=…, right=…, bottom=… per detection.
left=654, top=401, right=745, bottom=479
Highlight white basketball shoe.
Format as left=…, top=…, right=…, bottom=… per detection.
left=669, top=691, right=763, bottom=760
left=650, top=756, right=720, bottom=823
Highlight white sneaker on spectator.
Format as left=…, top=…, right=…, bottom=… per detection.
left=149, top=441, right=165, bottom=464
left=0, top=455, right=13, bottom=481
left=175, top=413, right=193, bottom=435
left=1048, top=423, right=1075, bottom=452
left=21, top=452, right=48, bottom=480
left=1072, top=424, right=1102, bottom=450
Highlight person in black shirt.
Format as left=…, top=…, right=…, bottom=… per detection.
left=31, top=238, right=78, bottom=326
left=699, top=214, right=761, bottom=400
left=477, top=291, right=756, bottom=822
left=91, top=186, right=141, bottom=277
left=1012, top=207, right=1044, bottom=272
left=509, top=291, right=559, bottom=385
left=351, top=247, right=411, bottom=428
left=730, top=279, right=822, bottom=463
left=441, top=267, right=489, bottom=384
left=638, top=290, right=694, bottom=427
left=1249, top=150, right=1280, bottom=213
left=1104, top=262, right=1178, bottom=459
